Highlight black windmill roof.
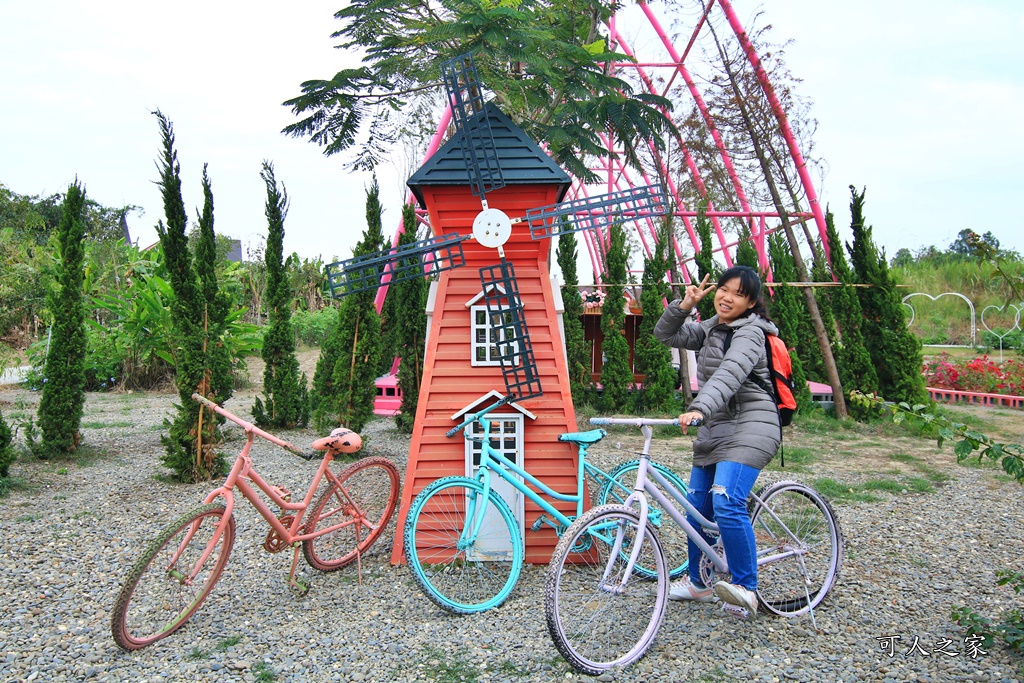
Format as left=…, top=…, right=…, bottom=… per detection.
left=407, top=101, right=571, bottom=208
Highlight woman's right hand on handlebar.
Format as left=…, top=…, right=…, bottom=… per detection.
left=678, top=411, right=704, bottom=434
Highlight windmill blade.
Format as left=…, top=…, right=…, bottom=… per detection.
left=441, top=52, right=505, bottom=200
left=479, top=260, right=543, bottom=403
left=522, top=184, right=669, bottom=240
left=325, top=233, right=468, bottom=299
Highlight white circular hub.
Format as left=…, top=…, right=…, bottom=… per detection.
left=472, top=208, right=512, bottom=249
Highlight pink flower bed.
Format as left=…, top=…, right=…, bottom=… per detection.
left=923, top=353, right=1024, bottom=395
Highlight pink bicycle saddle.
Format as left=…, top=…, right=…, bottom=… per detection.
left=311, top=427, right=362, bottom=454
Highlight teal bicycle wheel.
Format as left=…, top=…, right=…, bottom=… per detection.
left=404, top=476, right=523, bottom=614
left=598, top=460, right=689, bottom=579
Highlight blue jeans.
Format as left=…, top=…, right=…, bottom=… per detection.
left=686, top=461, right=760, bottom=591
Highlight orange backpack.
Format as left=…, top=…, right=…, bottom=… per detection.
left=724, top=330, right=798, bottom=426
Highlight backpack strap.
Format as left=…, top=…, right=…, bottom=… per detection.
left=722, top=329, right=774, bottom=398
left=724, top=328, right=786, bottom=467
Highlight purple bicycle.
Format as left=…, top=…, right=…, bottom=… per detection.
left=544, top=417, right=843, bottom=675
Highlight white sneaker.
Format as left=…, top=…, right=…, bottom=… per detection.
left=668, top=578, right=715, bottom=602
left=714, top=581, right=758, bottom=615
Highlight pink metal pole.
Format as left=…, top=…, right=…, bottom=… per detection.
left=758, top=215, right=771, bottom=277
left=715, top=0, right=831, bottom=260
left=592, top=43, right=697, bottom=272
left=562, top=181, right=604, bottom=282
left=612, top=22, right=735, bottom=268
left=636, top=5, right=753, bottom=258
left=604, top=42, right=696, bottom=272
left=596, top=132, right=656, bottom=260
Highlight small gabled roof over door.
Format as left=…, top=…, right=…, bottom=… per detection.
left=451, top=390, right=537, bottom=422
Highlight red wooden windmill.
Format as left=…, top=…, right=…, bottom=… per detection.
left=323, top=54, right=668, bottom=564
left=389, top=98, right=585, bottom=565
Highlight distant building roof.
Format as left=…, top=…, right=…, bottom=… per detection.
left=119, top=211, right=131, bottom=243
left=225, top=239, right=242, bottom=263
left=140, top=238, right=242, bottom=263
left=407, top=101, right=571, bottom=207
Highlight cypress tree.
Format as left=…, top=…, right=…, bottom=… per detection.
left=806, top=239, right=839, bottom=383
left=252, top=162, right=309, bottom=428
left=363, top=176, right=385, bottom=255
left=312, top=184, right=384, bottom=432
left=556, top=224, right=592, bottom=405
left=809, top=235, right=837, bottom=348
left=194, top=164, right=234, bottom=409
left=767, top=234, right=813, bottom=409
left=154, top=111, right=225, bottom=482
left=766, top=231, right=822, bottom=383
left=35, top=181, right=88, bottom=458
left=0, top=407, right=14, bottom=478
left=846, top=187, right=927, bottom=404
left=632, top=217, right=677, bottom=414
left=311, top=302, right=343, bottom=422
left=322, top=297, right=382, bottom=433
left=394, top=203, right=428, bottom=434
left=693, top=204, right=719, bottom=322
left=599, top=222, right=633, bottom=412
left=734, top=223, right=760, bottom=269
left=361, top=176, right=390, bottom=376
left=151, top=112, right=226, bottom=481
left=825, top=210, right=877, bottom=396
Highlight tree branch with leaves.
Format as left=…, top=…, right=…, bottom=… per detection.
left=282, top=0, right=676, bottom=182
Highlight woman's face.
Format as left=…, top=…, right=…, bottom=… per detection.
left=714, top=277, right=756, bottom=324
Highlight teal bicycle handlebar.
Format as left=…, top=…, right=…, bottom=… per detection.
left=446, top=395, right=513, bottom=438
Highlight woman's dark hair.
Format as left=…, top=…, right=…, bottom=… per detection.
left=716, top=265, right=770, bottom=319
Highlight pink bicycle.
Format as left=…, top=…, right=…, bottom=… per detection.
left=111, top=393, right=400, bottom=650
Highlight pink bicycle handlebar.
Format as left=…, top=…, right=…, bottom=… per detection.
left=191, top=393, right=311, bottom=459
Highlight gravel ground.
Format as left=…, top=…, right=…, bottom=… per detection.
left=1, top=386, right=1023, bottom=683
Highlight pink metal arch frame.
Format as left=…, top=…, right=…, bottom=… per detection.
left=377, top=1, right=830, bottom=290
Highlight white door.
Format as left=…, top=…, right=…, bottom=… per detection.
left=465, top=414, right=525, bottom=560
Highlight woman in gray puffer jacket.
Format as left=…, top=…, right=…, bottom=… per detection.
left=653, top=265, right=781, bottom=617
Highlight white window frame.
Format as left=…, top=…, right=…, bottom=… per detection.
left=470, top=305, right=520, bottom=367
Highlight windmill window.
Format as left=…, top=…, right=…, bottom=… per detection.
left=470, top=305, right=520, bottom=366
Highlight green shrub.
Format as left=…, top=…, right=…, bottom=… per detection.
left=952, top=570, right=1024, bottom=656
left=290, top=307, right=335, bottom=347
left=981, top=329, right=1023, bottom=352
left=0, top=408, right=15, bottom=478
left=83, top=327, right=126, bottom=391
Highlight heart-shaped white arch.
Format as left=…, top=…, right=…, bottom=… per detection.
left=901, top=292, right=977, bottom=348
left=980, top=303, right=1023, bottom=361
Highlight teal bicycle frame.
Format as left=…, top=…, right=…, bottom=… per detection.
left=404, top=396, right=690, bottom=614
left=451, top=397, right=624, bottom=542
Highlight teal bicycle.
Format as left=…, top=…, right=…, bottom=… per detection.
left=403, top=396, right=689, bottom=614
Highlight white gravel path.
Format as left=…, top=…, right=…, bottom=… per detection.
left=1, top=387, right=1022, bottom=683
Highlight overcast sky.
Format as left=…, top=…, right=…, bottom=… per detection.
left=1, top=0, right=1021, bottom=269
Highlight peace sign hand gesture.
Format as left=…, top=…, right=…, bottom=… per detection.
left=681, top=274, right=715, bottom=310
